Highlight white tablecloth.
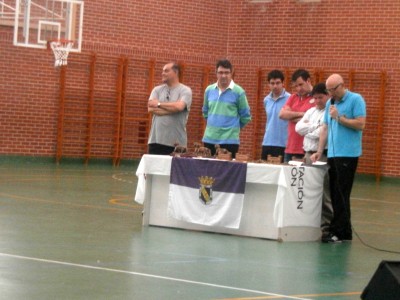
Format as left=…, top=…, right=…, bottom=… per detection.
left=135, top=155, right=327, bottom=228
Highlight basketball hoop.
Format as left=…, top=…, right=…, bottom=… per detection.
left=47, top=39, right=74, bottom=67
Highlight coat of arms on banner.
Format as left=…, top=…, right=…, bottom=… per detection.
left=198, top=176, right=215, bottom=205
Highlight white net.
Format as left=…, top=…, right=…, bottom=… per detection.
left=50, top=40, right=73, bottom=67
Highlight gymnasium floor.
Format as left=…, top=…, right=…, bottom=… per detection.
left=0, top=158, right=399, bottom=300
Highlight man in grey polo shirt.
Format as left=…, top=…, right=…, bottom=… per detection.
left=147, top=62, right=192, bottom=155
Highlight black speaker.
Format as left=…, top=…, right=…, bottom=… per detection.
left=361, top=261, right=400, bottom=300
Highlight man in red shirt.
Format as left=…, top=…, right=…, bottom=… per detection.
left=279, top=69, right=315, bottom=162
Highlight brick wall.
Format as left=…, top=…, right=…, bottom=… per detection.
left=0, top=0, right=399, bottom=177
left=226, top=0, right=400, bottom=177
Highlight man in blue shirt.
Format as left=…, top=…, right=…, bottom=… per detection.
left=311, top=74, right=366, bottom=243
left=261, top=70, right=290, bottom=162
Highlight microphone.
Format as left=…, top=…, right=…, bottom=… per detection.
left=330, top=98, right=334, bottom=120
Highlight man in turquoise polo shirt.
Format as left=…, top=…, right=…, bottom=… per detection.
left=202, top=59, right=251, bottom=158
left=311, top=74, right=366, bottom=243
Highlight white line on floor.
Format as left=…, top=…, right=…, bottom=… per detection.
left=0, top=252, right=310, bottom=300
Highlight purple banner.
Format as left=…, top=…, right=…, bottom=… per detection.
left=170, top=157, right=247, bottom=194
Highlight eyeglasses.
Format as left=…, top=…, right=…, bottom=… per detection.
left=166, top=89, right=170, bottom=101
left=217, top=71, right=231, bottom=76
left=327, top=83, right=343, bottom=93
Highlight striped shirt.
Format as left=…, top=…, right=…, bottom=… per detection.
left=202, top=80, right=251, bottom=145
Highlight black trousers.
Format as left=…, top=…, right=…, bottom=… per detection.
left=328, top=157, right=359, bottom=239
left=261, top=146, right=285, bottom=162
left=148, top=143, right=175, bottom=155
left=203, top=143, right=239, bottom=159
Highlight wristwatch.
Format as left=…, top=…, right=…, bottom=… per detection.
left=336, top=115, right=341, bottom=122
left=157, top=102, right=161, bottom=108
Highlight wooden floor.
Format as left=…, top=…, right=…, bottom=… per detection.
left=0, top=157, right=399, bottom=300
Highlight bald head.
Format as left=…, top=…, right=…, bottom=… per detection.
left=326, top=74, right=346, bottom=99
left=326, top=74, right=344, bottom=87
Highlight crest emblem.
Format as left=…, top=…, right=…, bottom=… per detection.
left=198, top=176, right=215, bottom=205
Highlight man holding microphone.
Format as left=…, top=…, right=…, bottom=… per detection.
left=311, top=74, right=366, bottom=243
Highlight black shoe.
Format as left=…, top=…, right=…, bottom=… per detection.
left=337, top=232, right=352, bottom=241
left=321, top=231, right=331, bottom=238
left=321, top=233, right=342, bottom=243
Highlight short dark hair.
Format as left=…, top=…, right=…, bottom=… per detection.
left=215, top=59, right=232, bottom=72
left=311, top=82, right=328, bottom=95
left=291, top=69, right=310, bottom=82
left=171, top=62, right=180, bottom=76
left=267, top=70, right=285, bottom=82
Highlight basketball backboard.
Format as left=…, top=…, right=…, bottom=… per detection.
left=12, top=0, right=83, bottom=52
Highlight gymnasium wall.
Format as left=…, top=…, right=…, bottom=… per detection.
left=0, top=0, right=399, bottom=177
left=226, top=0, right=400, bottom=177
